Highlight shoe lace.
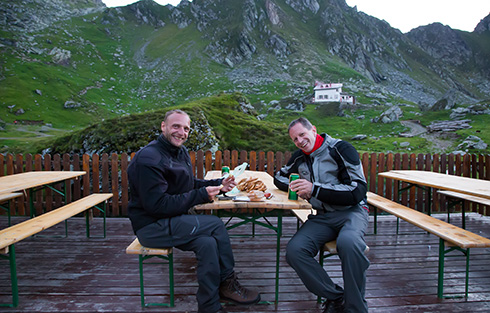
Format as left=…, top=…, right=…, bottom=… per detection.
left=227, top=277, right=247, bottom=296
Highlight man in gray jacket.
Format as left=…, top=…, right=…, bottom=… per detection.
left=274, top=117, right=369, bottom=313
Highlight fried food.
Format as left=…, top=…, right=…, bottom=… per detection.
left=237, top=177, right=267, bottom=192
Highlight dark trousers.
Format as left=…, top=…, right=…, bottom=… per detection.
left=286, top=206, right=370, bottom=313
left=136, top=214, right=235, bottom=313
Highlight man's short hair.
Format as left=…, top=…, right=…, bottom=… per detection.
left=288, top=117, right=313, bottom=132
left=164, top=109, right=189, bottom=122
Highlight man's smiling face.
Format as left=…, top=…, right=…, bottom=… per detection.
left=288, top=122, right=317, bottom=153
left=161, top=112, right=191, bottom=148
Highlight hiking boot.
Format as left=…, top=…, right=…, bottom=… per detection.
left=322, top=297, right=344, bottom=313
left=219, top=272, right=260, bottom=305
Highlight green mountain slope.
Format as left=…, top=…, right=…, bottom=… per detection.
left=41, top=92, right=296, bottom=154
left=1, top=0, right=490, bottom=155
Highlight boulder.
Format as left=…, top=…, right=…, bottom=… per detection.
left=371, top=106, right=403, bottom=123
left=457, top=136, right=487, bottom=151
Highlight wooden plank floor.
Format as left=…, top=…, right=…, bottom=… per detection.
left=1, top=213, right=490, bottom=312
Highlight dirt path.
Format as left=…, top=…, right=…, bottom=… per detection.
left=400, top=120, right=455, bottom=152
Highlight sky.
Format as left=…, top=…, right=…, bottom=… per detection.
left=101, top=0, right=490, bottom=33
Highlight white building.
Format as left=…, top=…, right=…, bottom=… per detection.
left=313, top=81, right=355, bottom=104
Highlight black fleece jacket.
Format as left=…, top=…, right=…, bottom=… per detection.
left=127, top=134, right=222, bottom=233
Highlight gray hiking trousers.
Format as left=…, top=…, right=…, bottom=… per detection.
left=286, top=205, right=370, bottom=313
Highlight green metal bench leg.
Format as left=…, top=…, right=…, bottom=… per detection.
left=437, top=239, right=445, bottom=298
left=85, top=202, right=107, bottom=238
left=0, top=200, right=12, bottom=226
left=437, top=238, right=470, bottom=299
left=446, top=198, right=467, bottom=229
left=0, top=245, right=19, bottom=307
left=275, top=212, right=282, bottom=304
left=138, top=255, right=146, bottom=307
left=138, top=253, right=174, bottom=307
left=465, top=248, right=470, bottom=297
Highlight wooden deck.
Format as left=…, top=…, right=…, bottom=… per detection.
left=1, top=213, right=490, bottom=312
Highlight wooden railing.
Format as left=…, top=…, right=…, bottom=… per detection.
left=1, top=152, right=489, bottom=217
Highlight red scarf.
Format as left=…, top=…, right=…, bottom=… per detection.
left=304, top=134, right=324, bottom=155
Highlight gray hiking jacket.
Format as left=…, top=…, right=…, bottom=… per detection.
left=274, top=133, right=367, bottom=212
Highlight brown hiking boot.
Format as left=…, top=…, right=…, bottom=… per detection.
left=219, top=272, right=260, bottom=305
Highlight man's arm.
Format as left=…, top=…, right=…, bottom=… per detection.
left=274, top=150, right=303, bottom=192
left=312, top=141, right=367, bottom=206
left=131, top=149, right=211, bottom=218
left=194, top=177, right=222, bottom=189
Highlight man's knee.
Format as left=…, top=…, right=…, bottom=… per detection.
left=286, top=236, right=314, bottom=266
left=194, top=236, right=218, bottom=257
left=204, top=215, right=227, bottom=232
left=336, top=233, right=366, bottom=256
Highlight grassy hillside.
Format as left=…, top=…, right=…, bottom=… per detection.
left=19, top=93, right=489, bottom=156
left=38, top=93, right=296, bottom=154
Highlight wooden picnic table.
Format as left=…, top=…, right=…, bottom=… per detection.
left=0, top=171, right=111, bottom=308
left=378, top=170, right=490, bottom=200
left=0, top=171, right=86, bottom=217
left=193, top=170, right=311, bottom=304
left=0, top=171, right=86, bottom=195
left=377, top=170, right=490, bottom=231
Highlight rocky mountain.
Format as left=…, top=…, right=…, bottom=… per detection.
left=1, top=0, right=490, bottom=154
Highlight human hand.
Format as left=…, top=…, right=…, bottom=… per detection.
left=206, top=186, right=222, bottom=201
left=220, top=175, right=236, bottom=193
left=289, top=179, right=312, bottom=200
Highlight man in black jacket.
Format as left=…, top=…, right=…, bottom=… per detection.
left=274, top=117, right=369, bottom=313
left=127, top=109, right=260, bottom=313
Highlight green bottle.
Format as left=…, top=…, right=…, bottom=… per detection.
left=288, top=173, right=299, bottom=200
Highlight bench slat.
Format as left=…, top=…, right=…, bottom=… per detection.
left=0, top=192, right=23, bottom=203
left=438, top=190, right=490, bottom=206
left=291, top=208, right=314, bottom=223
left=126, top=238, right=172, bottom=255
left=0, top=193, right=112, bottom=250
left=367, top=191, right=490, bottom=248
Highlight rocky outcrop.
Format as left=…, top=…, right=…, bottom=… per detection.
left=186, top=110, right=220, bottom=152
left=265, top=0, right=281, bottom=25
left=474, top=14, right=490, bottom=34
left=407, top=23, right=472, bottom=66
left=426, top=120, right=472, bottom=132
left=127, top=0, right=166, bottom=27
left=49, top=47, right=71, bottom=65
left=371, top=106, right=403, bottom=123
left=0, top=0, right=106, bottom=33
left=457, top=135, right=487, bottom=150
left=285, top=0, right=320, bottom=14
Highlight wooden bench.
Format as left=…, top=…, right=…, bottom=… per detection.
left=0, top=193, right=112, bottom=307
left=367, top=191, right=490, bottom=298
left=126, top=238, right=174, bottom=308
left=0, top=192, right=23, bottom=227
left=292, top=209, right=370, bottom=303
left=437, top=190, right=490, bottom=229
